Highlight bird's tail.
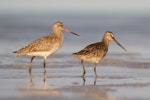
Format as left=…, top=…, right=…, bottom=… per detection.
left=72, top=53, right=78, bottom=57
left=72, top=53, right=76, bottom=55
left=13, top=51, right=17, bottom=53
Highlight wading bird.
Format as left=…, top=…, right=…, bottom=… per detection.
left=13, top=22, right=79, bottom=73
left=73, top=31, right=126, bottom=77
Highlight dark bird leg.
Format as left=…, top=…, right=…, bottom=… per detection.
left=94, top=63, right=97, bottom=77
left=82, top=76, right=86, bottom=85
left=43, top=59, right=46, bottom=73
left=43, top=69, right=46, bottom=82
left=94, top=76, right=97, bottom=85
left=81, top=60, right=86, bottom=77
left=29, top=70, right=33, bottom=83
left=29, top=56, right=35, bottom=73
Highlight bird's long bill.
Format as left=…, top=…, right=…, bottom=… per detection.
left=113, top=37, right=127, bottom=51
left=64, top=27, right=79, bottom=36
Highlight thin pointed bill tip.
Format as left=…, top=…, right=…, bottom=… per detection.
left=113, top=37, right=127, bottom=52
left=70, top=32, right=79, bottom=36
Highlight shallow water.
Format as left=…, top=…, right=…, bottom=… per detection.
left=0, top=53, right=150, bottom=100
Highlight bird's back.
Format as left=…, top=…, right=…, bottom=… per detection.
left=73, top=42, right=108, bottom=63
left=15, top=34, right=63, bottom=56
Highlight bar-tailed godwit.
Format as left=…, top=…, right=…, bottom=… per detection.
left=73, top=31, right=127, bottom=77
left=13, top=22, right=79, bottom=73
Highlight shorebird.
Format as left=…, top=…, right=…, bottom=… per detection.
left=13, top=22, right=79, bottom=73
left=73, top=31, right=127, bottom=77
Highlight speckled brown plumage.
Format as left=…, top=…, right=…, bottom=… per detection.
left=73, top=31, right=127, bottom=77
left=73, top=42, right=108, bottom=63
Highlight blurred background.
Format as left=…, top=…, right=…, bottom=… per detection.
left=0, top=0, right=150, bottom=54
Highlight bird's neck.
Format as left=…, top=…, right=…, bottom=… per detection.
left=102, top=37, right=110, bottom=48
left=52, top=29, right=64, bottom=45
left=53, top=29, right=64, bottom=38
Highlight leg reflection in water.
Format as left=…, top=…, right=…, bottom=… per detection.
left=94, top=76, right=97, bottom=85
left=82, top=76, right=86, bottom=85
left=82, top=76, right=97, bottom=85
left=29, top=71, right=47, bottom=87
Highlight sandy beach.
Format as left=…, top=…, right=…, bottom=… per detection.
left=0, top=53, right=150, bottom=100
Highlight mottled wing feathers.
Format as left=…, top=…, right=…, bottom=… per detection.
left=73, top=42, right=108, bottom=63
left=74, top=42, right=107, bottom=56
left=16, top=34, right=60, bottom=55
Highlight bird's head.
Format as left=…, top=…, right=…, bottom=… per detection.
left=104, top=31, right=127, bottom=51
left=52, top=22, right=79, bottom=36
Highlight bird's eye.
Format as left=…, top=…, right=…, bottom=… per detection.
left=60, top=24, right=63, bottom=27
left=110, top=34, right=113, bottom=37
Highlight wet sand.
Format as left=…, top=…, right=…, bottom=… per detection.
left=0, top=53, right=150, bottom=100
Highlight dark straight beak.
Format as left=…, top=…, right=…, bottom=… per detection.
left=112, top=37, right=127, bottom=51
left=70, top=32, right=79, bottom=36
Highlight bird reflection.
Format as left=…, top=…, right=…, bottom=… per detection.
left=29, top=71, right=46, bottom=85
left=16, top=69, right=61, bottom=97
left=94, top=76, right=97, bottom=85
left=43, top=71, right=46, bottom=83
left=82, top=76, right=86, bottom=85
left=29, top=71, right=33, bottom=83
left=82, top=76, right=97, bottom=85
